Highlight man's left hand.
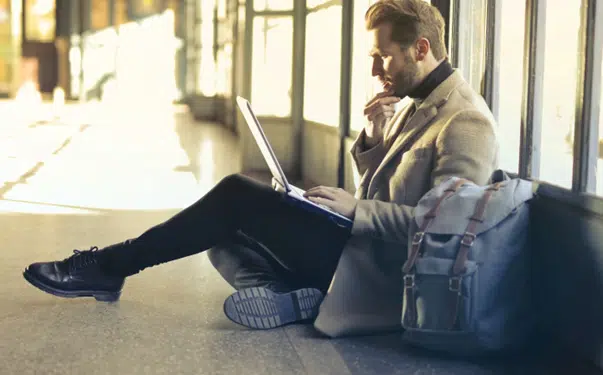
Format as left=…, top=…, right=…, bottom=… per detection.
left=304, top=186, right=357, bottom=219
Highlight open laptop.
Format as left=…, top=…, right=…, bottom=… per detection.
left=236, top=96, right=353, bottom=228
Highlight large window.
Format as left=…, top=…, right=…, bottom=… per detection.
left=303, top=4, right=342, bottom=126
left=537, top=0, right=581, bottom=189
left=250, top=16, right=293, bottom=117
left=496, top=0, right=526, bottom=173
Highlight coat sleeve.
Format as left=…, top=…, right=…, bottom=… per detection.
left=350, top=109, right=498, bottom=243
left=349, top=130, right=386, bottom=177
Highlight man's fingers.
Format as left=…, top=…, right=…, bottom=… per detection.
left=371, top=107, right=396, bottom=118
left=308, top=196, right=337, bottom=210
left=363, top=97, right=400, bottom=115
left=304, top=186, right=338, bottom=199
left=365, top=90, right=394, bottom=106
left=367, top=108, right=395, bottom=122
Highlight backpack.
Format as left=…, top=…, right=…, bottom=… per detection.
left=400, top=170, right=535, bottom=355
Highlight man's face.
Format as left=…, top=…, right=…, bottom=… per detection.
left=370, top=23, right=421, bottom=98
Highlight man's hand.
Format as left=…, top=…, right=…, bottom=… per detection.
left=304, top=186, right=358, bottom=219
left=363, top=90, right=400, bottom=148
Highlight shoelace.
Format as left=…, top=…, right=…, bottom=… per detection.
left=66, top=246, right=100, bottom=272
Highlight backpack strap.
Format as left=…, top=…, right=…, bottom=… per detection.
left=401, top=178, right=468, bottom=328
left=402, top=178, right=468, bottom=274
left=447, top=181, right=505, bottom=329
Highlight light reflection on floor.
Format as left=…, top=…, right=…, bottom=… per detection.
left=0, top=101, right=240, bottom=213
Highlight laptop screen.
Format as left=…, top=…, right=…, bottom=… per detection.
left=236, top=96, right=290, bottom=191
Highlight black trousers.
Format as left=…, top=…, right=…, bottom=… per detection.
left=101, top=174, right=351, bottom=292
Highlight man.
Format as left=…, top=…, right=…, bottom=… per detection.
left=23, top=0, right=498, bottom=336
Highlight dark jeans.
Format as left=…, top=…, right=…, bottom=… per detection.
left=100, top=174, right=351, bottom=292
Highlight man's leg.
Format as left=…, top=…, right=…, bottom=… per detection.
left=207, top=232, right=300, bottom=293
left=23, top=174, right=350, bottom=307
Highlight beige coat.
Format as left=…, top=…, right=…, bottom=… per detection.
left=313, top=70, right=499, bottom=337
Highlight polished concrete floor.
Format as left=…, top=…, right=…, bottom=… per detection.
left=0, top=102, right=599, bottom=374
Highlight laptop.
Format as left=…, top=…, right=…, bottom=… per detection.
left=236, top=96, right=353, bottom=228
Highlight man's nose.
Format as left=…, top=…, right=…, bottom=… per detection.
left=371, top=61, right=383, bottom=77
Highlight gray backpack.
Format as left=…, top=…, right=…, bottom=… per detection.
left=401, top=171, right=535, bottom=355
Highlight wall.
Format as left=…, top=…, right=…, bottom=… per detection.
left=238, top=114, right=296, bottom=175
left=301, top=122, right=340, bottom=187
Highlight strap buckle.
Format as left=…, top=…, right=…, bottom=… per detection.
left=449, top=276, right=462, bottom=293
left=404, top=274, right=415, bottom=288
left=460, top=232, right=476, bottom=247
left=412, top=232, right=425, bottom=245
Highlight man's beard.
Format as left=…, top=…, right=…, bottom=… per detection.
left=391, top=54, right=421, bottom=98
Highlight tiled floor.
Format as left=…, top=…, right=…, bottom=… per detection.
left=0, top=102, right=600, bottom=374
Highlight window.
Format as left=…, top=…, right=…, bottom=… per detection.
left=496, top=0, right=526, bottom=173
left=537, top=1, right=581, bottom=189
left=254, top=0, right=292, bottom=12
left=25, top=0, right=55, bottom=42
left=197, top=0, right=216, bottom=96
left=303, top=4, right=342, bottom=125
left=114, top=0, right=129, bottom=26
left=250, top=16, right=293, bottom=117
left=91, top=0, right=110, bottom=30
left=350, top=0, right=380, bottom=133
left=455, top=0, right=487, bottom=93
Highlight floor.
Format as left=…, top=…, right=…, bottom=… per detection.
left=0, top=101, right=600, bottom=374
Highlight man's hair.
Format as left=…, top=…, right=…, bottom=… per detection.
left=365, top=0, right=448, bottom=60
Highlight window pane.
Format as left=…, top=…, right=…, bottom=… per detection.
left=496, top=0, right=525, bottom=173
left=350, top=0, right=379, bottom=132
left=251, top=16, right=293, bottom=117
left=115, top=0, right=129, bottom=25
left=198, top=0, right=216, bottom=96
left=303, top=5, right=342, bottom=125
left=25, top=0, right=55, bottom=42
left=537, top=1, right=581, bottom=189
left=91, top=0, right=110, bottom=30
left=254, top=0, right=292, bottom=12
left=216, top=44, right=232, bottom=96
left=456, top=0, right=487, bottom=93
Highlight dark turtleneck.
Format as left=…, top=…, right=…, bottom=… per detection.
left=408, top=59, right=454, bottom=100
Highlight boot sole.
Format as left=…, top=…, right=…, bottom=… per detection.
left=23, top=269, right=121, bottom=302
left=223, top=287, right=323, bottom=330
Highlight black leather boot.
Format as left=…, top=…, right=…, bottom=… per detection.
left=23, top=246, right=125, bottom=302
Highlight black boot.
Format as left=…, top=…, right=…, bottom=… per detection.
left=23, top=246, right=125, bottom=302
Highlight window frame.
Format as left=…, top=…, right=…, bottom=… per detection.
left=461, top=0, right=603, bottom=215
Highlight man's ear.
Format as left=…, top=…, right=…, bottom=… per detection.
left=415, top=38, right=430, bottom=61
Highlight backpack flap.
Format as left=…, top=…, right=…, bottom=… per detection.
left=413, top=177, right=534, bottom=236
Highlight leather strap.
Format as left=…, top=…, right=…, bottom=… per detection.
left=447, top=181, right=505, bottom=329
left=403, top=274, right=416, bottom=327
left=402, top=178, right=467, bottom=328
left=402, top=178, right=468, bottom=273
left=451, top=182, right=505, bottom=275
